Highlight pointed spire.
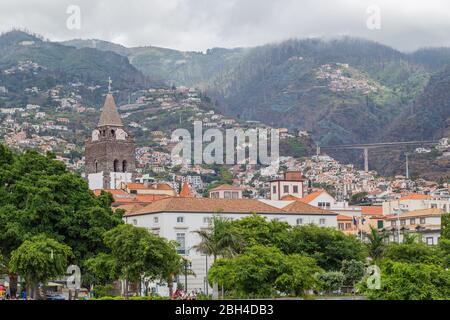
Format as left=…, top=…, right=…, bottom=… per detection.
left=179, top=180, right=192, bottom=197
left=98, top=93, right=123, bottom=127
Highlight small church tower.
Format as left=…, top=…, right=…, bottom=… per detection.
left=85, top=83, right=136, bottom=190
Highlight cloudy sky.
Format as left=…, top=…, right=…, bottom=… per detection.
left=0, top=0, right=449, bottom=52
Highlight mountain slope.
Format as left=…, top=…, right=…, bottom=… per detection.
left=0, top=31, right=150, bottom=94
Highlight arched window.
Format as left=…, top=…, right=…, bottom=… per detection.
left=95, top=161, right=98, bottom=173
left=111, top=129, right=115, bottom=137
left=113, top=159, right=119, bottom=172
left=122, top=160, right=127, bottom=173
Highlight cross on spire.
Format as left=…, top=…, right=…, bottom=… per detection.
left=108, top=76, right=112, bottom=93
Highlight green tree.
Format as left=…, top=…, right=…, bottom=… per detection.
left=287, top=224, right=366, bottom=271
left=383, top=241, right=442, bottom=265
left=274, top=254, right=323, bottom=297
left=340, top=259, right=365, bottom=288
left=442, top=213, right=450, bottom=240
left=102, top=224, right=178, bottom=299
left=230, top=214, right=291, bottom=252
left=366, top=226, right=388, bottom=261
left=361, top=259, right=450, bottom=300
left=193, top=214, right=242, bottom=298
left=315, top=271, right=345, bottom=294
left=9, top=235, right=72, bottom=299
left=349, top=192, right=368, bottom=205
left=0, top=146, right=123, bottom=296
left=209, top=245, right=286, bottom=298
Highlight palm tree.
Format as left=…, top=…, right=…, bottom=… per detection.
left=366, top=226, right=388, bottom=262
left=192, top=214, right=242, bottom=298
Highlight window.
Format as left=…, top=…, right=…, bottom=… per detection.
left=410, top=218, right=416, bottom=225
left=224, top=191, right=231, bottom=199
left=211, top=192, right=219, bottom=199
left=318, top=202, right=331, bottom=209
left=203, top=217, right=212, bottom=225
left=296, top=218, right=303, bottom=225
left=153, top=217, right=159, bottom=224
left=94, top=161, right=98, bottom=173
left=177, top=216, right=184, bottom=224
left=420, top=218, right=426, bottom=224
left=293, top=185, right=299, bottom=193
left=391, top=221, right=396, bottom=227
left=345, top=223, right=352, bottom=229
left=176, top=233, right=186, bottom=254
left=400, top=219, right=406, bottom=226
left=426, top=237, right=434, bottom=245
left=122, top=160, right=127, bottom=173
left=113, top=159, right=119, bottom=172
left=232, top=192, right=239, bottom=199
left=132, top=219, right=137, bottom=226
left=338, top=223, right=345, bottom=230
left=283, top=185, right=289, bottom=193
left=272, top=186, right=276, bottom=194
left=130, top=189, right=137, bottom=194
left=319, top=218, right=326, bottom=226
left=152, top=229, right=160, bottom=236
left=431, top=204, right=437, bottom=209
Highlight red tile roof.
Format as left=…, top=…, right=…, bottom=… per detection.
left=399, top=194, right=432, bottom=201
left=126, top=197, right=337, bottom=217
left=209, top=184, right=244, bottom=192
left=299, top=190, right=325, bottom=203
left=360, top=206, right=383, bottom=216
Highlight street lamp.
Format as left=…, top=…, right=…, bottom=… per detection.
left=182, top=257, right=192, bottom=293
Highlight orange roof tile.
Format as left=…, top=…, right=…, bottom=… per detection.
left=385, top=208, right=443, bottom=220
left=399, top=194, right=432, bottom=201
left=281, top=195, right=301, bottom=201
left=299, top=190, right=325, bottom=203
left=209, top=184, right=244, bottom=192
left=360, top=206, right=383, bottom=216
left=282, top=200, right=334, bottom=215
left=337, top=214, right=353, bottom=221
left=126, top=197, right=337, bottom=217
left=179, top=181, right=192, bottom=197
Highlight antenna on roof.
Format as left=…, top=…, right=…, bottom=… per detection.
left=108, top=76, right=112, bottom=93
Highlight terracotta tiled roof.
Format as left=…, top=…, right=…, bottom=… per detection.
left=114, top=204, right=144, bottom=214
left=299, top=190, right=325, bottom=203
left=128, top=198, right=282, bottom=216
left=281, top=195, right=301, bottom=201
left=127, top=183, right=150, bottom=190
left=98, top=93, right=123, bottom=127
left=399, top=194, right=432, bottom=201
left=209, top=184, right=244, bottom=192
left=126, top=182, right=174, bottom=191
left=361, top=206, right=383, bottom=216
left=179, top=181, right=192, bottom=197
left=283, top=200, right=333, bottom=215
left=337, top=214, right=353, bottom=221
left=126, top=197, right=338, bottom=217
left=385, top=208, right=443, bottom=220
left=135, top=194, right=170, bottom=203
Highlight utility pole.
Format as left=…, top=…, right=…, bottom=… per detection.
left=363, top=148, right=369, bottom=172
left=405, top=153, right=409, bottom=179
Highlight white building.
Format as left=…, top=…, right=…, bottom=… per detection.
left=124, top=197, right=337, bottom=296
left=269, top=171, right=304, bottom=200
left=384, top=208, right=444, bottom=245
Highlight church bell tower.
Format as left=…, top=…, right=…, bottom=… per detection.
left=85, top=82, right=136, bottom=190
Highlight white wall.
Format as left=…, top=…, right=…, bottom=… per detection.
left=125, top=211, right=337, bottom=295
left=88, top=172, right=103, bottom=190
